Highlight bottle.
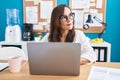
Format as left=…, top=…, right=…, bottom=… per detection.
left=5, top=9, right=21, bottom=42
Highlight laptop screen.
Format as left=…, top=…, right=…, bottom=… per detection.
left=27, top=42, right=81, bottom=76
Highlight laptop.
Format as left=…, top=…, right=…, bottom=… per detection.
left=27, top=42, right=81, bottom=76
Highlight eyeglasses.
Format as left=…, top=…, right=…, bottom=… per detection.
left=59, top=12, right=75, bottom=22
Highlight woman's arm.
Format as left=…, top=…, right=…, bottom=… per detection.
left=74, top=30, right=96, bottom=64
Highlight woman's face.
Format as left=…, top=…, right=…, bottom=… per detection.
left=59, top=7, right=74, bottom=30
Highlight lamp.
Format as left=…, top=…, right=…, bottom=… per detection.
left=93, top=16, right=107, bottom=38
left=86, top=14, right=93, bottom=23
left=83, top=16, right=107, bottom=43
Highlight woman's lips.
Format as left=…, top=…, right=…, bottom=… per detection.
left=67, top=23, right=71, bottom=26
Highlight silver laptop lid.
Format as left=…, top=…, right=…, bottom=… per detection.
left=27, top=42, right=81, bottom=76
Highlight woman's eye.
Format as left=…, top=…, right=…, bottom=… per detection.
left=69, top=13, right=74, bottom=17
left=62, top=16, right=67, bottom=19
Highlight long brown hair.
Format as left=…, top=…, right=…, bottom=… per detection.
left=48, top=4, right=75, bottom=42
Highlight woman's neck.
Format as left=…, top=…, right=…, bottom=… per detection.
left=61, top=30, right=69, bottom=42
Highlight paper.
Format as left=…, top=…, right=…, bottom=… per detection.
left=72, top=10, right=84, bottom=29
left=100, top=49, right=104, bottom=61
left=94, top=49, right=98, bottom=61
left=34, top=0, right=39, bottom=5
left=90, top=0, right=96, bottom=3
left=26, top=6, right=38, bottom=24
left=96, top=0, right=103, bottom=8
left=33, top=24, right=43, bottom=30
left=40, top=1, right=53, bottom=19
left=25, top=0, right=34, bottom=1
left=90, top=3, right=96, bottom=6
left=90, top=9, right=98, bottom=13
left=88, top=66, right=120, bottom=80
left=0, top=62, right=8, bottom=71
left=83, top=8, right=90, bottom=13
left=71, top=0, right=90, bottom=9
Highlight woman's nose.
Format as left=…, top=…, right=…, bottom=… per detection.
left=66, top=17, right=71, bottom=23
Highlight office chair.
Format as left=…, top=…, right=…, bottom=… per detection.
left=0, top=47, right=27, bottom=60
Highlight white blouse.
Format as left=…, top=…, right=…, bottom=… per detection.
left=41, top=30, right=96, bottom=63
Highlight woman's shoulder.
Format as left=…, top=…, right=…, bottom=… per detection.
left=75, top=30, right=84, bottom=35
left=74, top=30, right=87, bottom=39
left=74, top=30, right=86, bottom=43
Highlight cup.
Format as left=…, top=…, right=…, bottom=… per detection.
left=8, top=56, right=22, bottom=73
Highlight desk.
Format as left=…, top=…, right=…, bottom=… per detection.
left=0, top=62, right=120, bottom=80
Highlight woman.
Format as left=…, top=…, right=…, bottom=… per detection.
left=41, top=4, right=96, bottom=65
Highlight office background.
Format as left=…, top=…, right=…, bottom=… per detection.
left=0, top=0, right=120, bottom=62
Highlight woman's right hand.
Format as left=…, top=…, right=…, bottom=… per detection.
left=80, top=57, right=90, bottom=65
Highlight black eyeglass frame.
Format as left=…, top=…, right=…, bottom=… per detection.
left=59, top=12, right=75, bottom=22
